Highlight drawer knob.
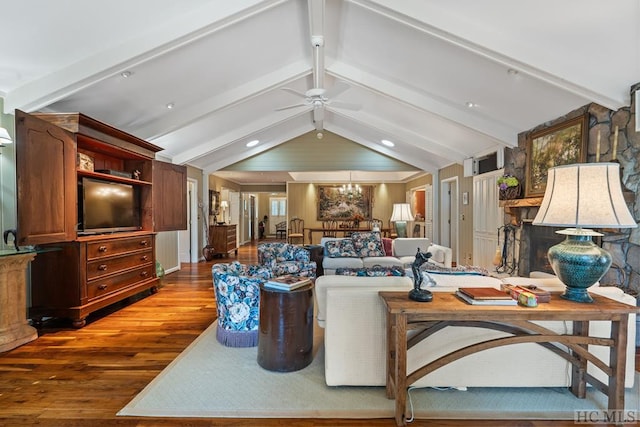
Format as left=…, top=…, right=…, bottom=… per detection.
left=98, top=245, right=108, bottom=252
left=141, top=255, right=148, bottom=261
left=98, top=264, right=108, bottom=271
left=140, top=271, right=148, bottom=277
left=140, top=240, right=149, bottom=246
left=98, top=284, right=108, bottom=290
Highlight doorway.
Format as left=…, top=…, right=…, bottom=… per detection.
left=179, top=178, right=199, bottom=263
left=440, top=177, right=459, bottom=265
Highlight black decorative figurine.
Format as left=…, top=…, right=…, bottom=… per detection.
left=409, top=248, right=434, bottom=302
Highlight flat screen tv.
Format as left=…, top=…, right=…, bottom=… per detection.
left=78, top=177, right=141, bottom=234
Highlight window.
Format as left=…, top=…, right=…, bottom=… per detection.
left=270, top=198, right=286, bottom=217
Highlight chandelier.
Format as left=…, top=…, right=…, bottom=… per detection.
left=339, top=172, right=361, bottom=198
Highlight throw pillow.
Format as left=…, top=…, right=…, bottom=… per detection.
left=325, top=239, right=358, bottom=258
left=351, top=231, right=384, bottom=257
left=381, top=237, right=393, bottom=256
left=428, top=246, right=446, bottom=264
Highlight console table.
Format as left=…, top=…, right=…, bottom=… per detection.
left=379, top=291, right=638, bottom=427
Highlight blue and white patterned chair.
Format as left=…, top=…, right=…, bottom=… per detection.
left=211, top=261, right=273, bottom=347
left=257, top=242, right=317, bottom=278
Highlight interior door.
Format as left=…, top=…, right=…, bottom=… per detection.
left=440, top=178, right=459, bottom=264
left=473, top=169, right=504, bottom=270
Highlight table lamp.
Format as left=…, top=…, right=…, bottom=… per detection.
left=390, top=203, right=414, bottom=238
left=220, top=200, right=229, bottom=224
left=532, top=163, right=637, bottom=303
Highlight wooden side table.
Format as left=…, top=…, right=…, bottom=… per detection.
left=258, top=282, right=314, bottom=372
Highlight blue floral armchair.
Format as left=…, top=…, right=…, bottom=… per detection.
left=211, top=261, right=273, bottom=347
left=257, top=242, right=317, bottom=278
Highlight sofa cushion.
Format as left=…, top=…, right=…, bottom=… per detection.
left=314, top=275, right=413, bottom=327
left=351, top=231, right=384, bottom=257
left=429, top=247, right=446, bottom=264
left=325, top=239, right=358, bottom=257
left=362, top=256, right=404, bottom=269
left=421, top=264, right=489, bottom=276
left=323, top=256, right=364, bottom=271
left=335, top=265, right=405, bottom=277
left=391, top=238, right=431, bottom=257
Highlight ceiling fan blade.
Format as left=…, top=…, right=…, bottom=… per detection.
left=323, top=80, right=350, bottom=99
left=327, top=101, right=361, bottom=110
left=275, top=103, right=307, bottom=111
left=280, top=87, right=307, bottom=98
left=313, top=106, right=325, bottom=122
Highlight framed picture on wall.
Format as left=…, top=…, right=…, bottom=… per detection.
left=317, top=185, right=373, bottom=220
left=525, top=113, right=588, bottom=197
left=209, top=190, right=220, bottom=216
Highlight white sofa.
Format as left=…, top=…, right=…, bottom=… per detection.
left=315, top=274, right=637, bottom=388
left=321, top=236, right=452, bottom=275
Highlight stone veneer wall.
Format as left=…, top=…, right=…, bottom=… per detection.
left=503, top=83, right=640, bottom=295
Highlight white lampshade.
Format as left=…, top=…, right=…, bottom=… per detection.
left=533, top=163, right=637, bottom=229
left=220, top=200, right=229, bottom=209
left=390, top=203, right=414, bottom=222
left=0, top=127, right=12, bottom=146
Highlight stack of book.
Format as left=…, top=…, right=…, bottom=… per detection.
left=455, top=287, right=517, bottom=306
left=264, top=275, right=312, bottom=291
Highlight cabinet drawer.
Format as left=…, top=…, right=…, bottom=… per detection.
left=86, top=250, right=153, bottom=280
left=88, top=265, right=155, bottom=300
left=87, top=236, right=153, bottom=259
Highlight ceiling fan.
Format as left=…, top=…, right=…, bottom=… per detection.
left=275, top=81, right=360, bottom=131
left=275, top=20, right=360, bottom=132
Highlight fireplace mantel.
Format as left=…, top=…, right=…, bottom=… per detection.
left=499, top=197, right=543, bottom=208
left=499, top=197, right=543, bottom=225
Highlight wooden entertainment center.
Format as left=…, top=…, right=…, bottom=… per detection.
left=15, top=111, right=187, bottom=327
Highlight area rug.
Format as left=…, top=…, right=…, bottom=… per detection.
left=118, top=321, right=640, bottom=420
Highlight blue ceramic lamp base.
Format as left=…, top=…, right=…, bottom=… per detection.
left=395, top=221, right=408, bottom=238
left=547, top=229, right=611, bottom=304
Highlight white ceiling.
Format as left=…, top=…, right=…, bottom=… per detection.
left=2, top=0, right=638, bottom=185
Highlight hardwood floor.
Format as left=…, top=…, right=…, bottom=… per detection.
left=0, top=239, right=637, bottom=427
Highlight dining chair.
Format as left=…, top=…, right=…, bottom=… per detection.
left=288, top=218, right=305, bottom=244
left=340, top=220, right=355, bottom=237
left=322, top=220, right=338, bottom=237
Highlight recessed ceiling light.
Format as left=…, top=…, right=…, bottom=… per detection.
left=166, top=102, right=175, bottom=109
left=246, top=140, right=259, bottom=147
left=120, top=71, right=132, bottom=78
left=465, top=101, right=476, bottom=108
left=381, top=139, right=395, bottom=147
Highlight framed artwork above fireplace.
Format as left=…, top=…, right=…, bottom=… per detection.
left=525, top=113, right=588, bottom=198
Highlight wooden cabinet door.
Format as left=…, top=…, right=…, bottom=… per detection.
left=15, top=110, right=77, bottom=245
left=152, top=160, right=187, bottom=231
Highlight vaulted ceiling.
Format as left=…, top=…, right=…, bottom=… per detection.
left=2, top=0, right=638, bottom=184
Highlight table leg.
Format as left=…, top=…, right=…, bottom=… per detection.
left=394, top=313, right=408, bottom=427
left=385, top=312, right=396, bottom=399
left=571, top=320, right=588, bottom=398
left=608, top=316, right=628, bottom=413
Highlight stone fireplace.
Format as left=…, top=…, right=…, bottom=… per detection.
left=500, top=94, right=640, bottom=297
